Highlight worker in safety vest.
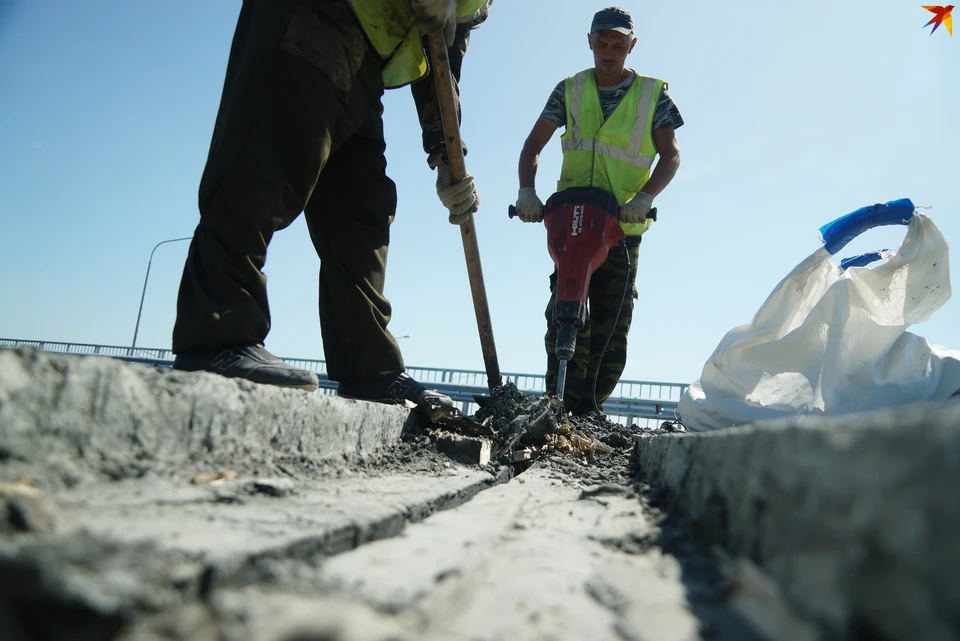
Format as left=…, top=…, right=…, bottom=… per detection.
left=172, top=0, right=491, bottom=407
left=515, top=6, right=683, bottom=416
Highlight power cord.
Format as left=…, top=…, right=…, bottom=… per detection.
left=588, top=238, right=631, bottom=415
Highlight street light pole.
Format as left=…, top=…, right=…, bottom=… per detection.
left=130, top=236, right=192, bottom=354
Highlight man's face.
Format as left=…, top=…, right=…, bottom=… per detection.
left=588, top=30, right=637, bottom=78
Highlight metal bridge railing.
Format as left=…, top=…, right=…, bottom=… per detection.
left=0, top=338, right=176, bottom=362
left=1, top=338, right=686, bottom=427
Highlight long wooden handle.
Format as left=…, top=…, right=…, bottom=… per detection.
left=427, top=34, right=502, bottom=392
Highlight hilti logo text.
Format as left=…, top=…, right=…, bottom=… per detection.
left=571, top=205, right=584, bottom=236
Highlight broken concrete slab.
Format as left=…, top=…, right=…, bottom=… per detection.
left=433, top=432, right=492, bottom=466
left=0, top=348, right=413, bottom=488
left=54, top=469, right=506, bottom=565
left=633, top=400, right=960, bottom=641
left=0, top=466, right=509, bottom=639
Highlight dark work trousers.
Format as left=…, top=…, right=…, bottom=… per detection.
left=544, top=237, right=642, bottom=415
left=173, top=0, right=404, bottom=383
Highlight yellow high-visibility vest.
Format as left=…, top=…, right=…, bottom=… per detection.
left=347, top=0, right=490, bottom=88
left=558, top=69, right=664, bottom=235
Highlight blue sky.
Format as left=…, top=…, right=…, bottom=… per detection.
left=0, top=1, right=956, bottom=385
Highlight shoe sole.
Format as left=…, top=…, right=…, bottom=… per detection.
left=235, top=377, right=320, bottom=393
left=337, top=393, right=416, bottom=409
left=173, top=366, right=319, bottom=393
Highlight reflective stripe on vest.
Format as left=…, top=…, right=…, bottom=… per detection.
left=558, top=69, right=664, bottom=235
left=348, top=0, right=490, bottom=88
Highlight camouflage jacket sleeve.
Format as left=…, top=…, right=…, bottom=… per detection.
left=540, top=80, right=567, bottom=128
left=652, top=87, right=684, bottom=131
left=410, top=23, right=474, bottom=168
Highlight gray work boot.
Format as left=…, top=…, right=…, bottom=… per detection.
left=337, top=372, right=454, bottom=408
left=173, top=343, right=319, bottom=392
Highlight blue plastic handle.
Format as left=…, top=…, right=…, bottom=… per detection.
left=839, top=250, right=889, bottom=271
left=819, top=198, right=915, bottom=255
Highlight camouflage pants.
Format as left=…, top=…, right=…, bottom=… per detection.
left=544, top=237, right=642, bottom=415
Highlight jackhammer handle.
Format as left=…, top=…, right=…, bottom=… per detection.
left=619, top=207, right=659, bottom=223
left=508, top=204, right=657, bottom=222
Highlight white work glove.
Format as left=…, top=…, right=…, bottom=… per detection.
left=621, top=192, right=653, bottom=224
left=411, top=0, right=457, bottom=46
left=515, top=187, right=544, bottom=223
left=436, top=164, right=480, bottom=225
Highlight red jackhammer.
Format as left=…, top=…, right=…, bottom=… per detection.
left=510, top=187, right=656, bottom=408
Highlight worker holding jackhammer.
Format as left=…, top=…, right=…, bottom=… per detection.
left=171, top=0, right=492, bottom=407
left=515, top=6, right=683, bottom=416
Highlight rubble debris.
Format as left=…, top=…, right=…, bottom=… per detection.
left=473, top=381, right=529, bottom=428
left=418, top=382, right=619, bottom=463
left=579, top=484, right=632, bottom=499
left=497, top=394, right=564, bottom=452
left=511, top=450, right=534, bottom=462
left=0, top=481, right=44, bottom=499
left=473, top=383, right=620, bottom=462
left=192, top=470, right=238, bottom=485
left=544, top=427, right=614, bottom=457
left=0, top=482, right=57, bottom=534
left=415, top=399, right=495, bottom=439
left=433, top=433, right=492, bottom=466
left=251, top=478, right=297, bottom=498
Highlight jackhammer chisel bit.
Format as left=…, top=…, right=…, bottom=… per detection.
left=556, top=360, right=568, bottom=399
left=555, top=320, right=578, bottom=399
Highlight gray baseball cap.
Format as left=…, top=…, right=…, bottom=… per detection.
left=590, top=6, right=634, bottom=35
